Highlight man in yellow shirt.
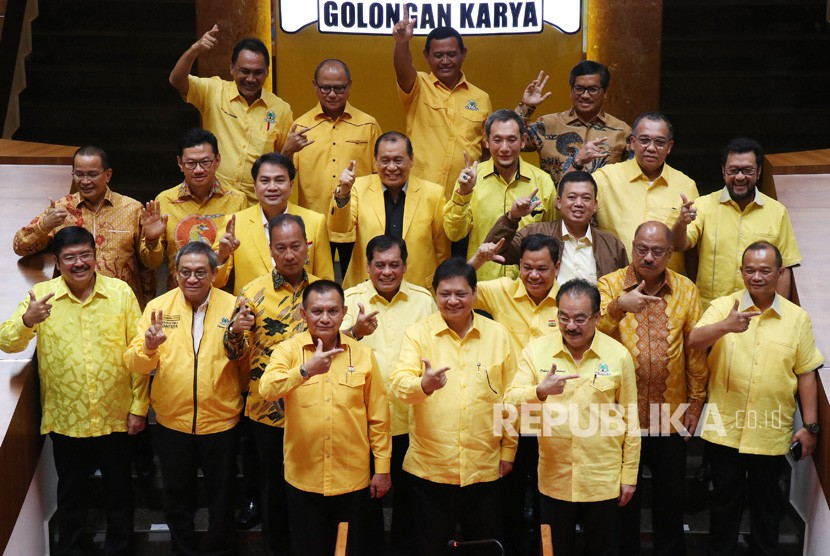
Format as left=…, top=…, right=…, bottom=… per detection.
left=593, top=112, right=699, bottom=274
left=597, top=221, right=708, bottom=556
left=689, top=242, right=822, bottom=555
left=515, top=61, right=632, bottom=184
left=0, top=226, right=148, bottom=555
left=125, top=241, right=245, bottom=555
left=672, top=137, right=801, bottom=309
left=144, top=128, right=248, bottom=289
left=340, top=234, right=436, bottom=553
left=390, top=257, right=517, bottom=555
left=213, top=152, right=333, bottom=293
left=444, top=109, right=557, bottom=280
left=170, top=27, right=298, bottom=204
left=292, top=58, right=382, bottom=274
left=223, top=213, right=318, bottom=556
left=260, top=280, right=391, bottom=556
left=392, top=16, right=491, bottom=197
left=329, top=131, right=450, bottom=289
left=505, top=278, right=640, bottom=556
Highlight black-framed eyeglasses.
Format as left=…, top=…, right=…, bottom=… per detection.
left=182, top=159, right=215, bottom=170
left=316, top=84, right=348, bottom=95
left=572, top=85, right=603, bottom=96
left=177, top=268, right=209, bottom=280
left=724, top=167, right=757, bottom=176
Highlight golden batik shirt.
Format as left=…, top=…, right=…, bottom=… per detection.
left=13, top=189, right=161, bottom=305
left=224, top=269, right=317, bottom=427
left=598, top=266, right=709, bottom=431
left=0, top=274, right=148, bottom=436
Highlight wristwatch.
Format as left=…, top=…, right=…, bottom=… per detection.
left=803, top=423, right=820, bottom=436
left=571, top=160, right=585, bottom=171
left=299, top=365, right=309, bottom=379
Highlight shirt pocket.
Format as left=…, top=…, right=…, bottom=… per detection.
left=760, top=341, right=796, bottom=383
left=336, top=371, right=366, bottom=408
left=586, top=376, right=619, bottom=404
left=645, top=205, right=680, bottom=228
left=294, top=376, right=320, bottom=408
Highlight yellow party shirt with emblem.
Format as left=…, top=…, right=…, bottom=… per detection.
left=0, top=274, right=148, bottom=437
left=390, top=312, right=518, bottom=486
left=224, top=269, right=318, bottom=427
left=186, top=75, right=293, bottom=205
left=594, top=158, right=699, bottom=274
left=505, top=331, right=640, bottom=502
left=341, top=279, right=437, bottom=436
left=443, top=159, right=557, bottom=280
left=685, top=187, right=801, bottom=310
left=475, top=276, right=559, bottom=354
left=399, top=71, right=491, bottom=197
left=259, top=331, right=392, bottom=496
left=696, top=290, right=823, bottom=455
left=292, top=102, right=382, bottom=242
left=598, top=266, right=709, bottom=432
left=153, top=180, right=248, bottom=288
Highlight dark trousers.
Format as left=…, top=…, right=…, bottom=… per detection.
left=331, top=241, right=354, bottom=281
left=286, top=484, right=369, bottom=556
left=389, top=434, right=414, bottom=555
left=153, top=423, right=239, bottom=556
left=540, top=495, right=619, bottom=556
left=408, top=472, right=503, bottom=556
left=50, top=432, right=134, bottom=556
left=706, top=440, right=786, bottom=556
left=250, top=420, right=290, bottom=556
left=620, top=434, right=687, bottom=556
left=239, top=407, right=262, bottom=507
left=500, top=435, right=540, bottom=556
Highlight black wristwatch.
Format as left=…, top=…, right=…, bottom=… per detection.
left=803, top=423, right=820, bottom=436
left=571, top=160, right=585, bottom=171
left=299, top=365, right=309, bottom=379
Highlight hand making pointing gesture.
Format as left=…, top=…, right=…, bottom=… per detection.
left=217, top=214, right=240, bottom=264
left=22, top=290, right=55, bottom=328
left=535, top=363, right=579, bottom=401
left=303, top=338, right=345, bottom=377
left=420, top=358, right=451, bottom=395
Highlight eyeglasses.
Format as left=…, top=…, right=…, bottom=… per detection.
left=724, top=166, right=757, bottom=176
left=558, top=312, right=596, bottom=326
left=634, top=136, right=670, bottom=149
left=633, top=244, right=669, bottom=258
left=316, top=84, right=348, bottom=95
left=182, top=159, right=215, bottom=170
left=572, top=85, right=603, bottom=96
left=177, top=268, right=210, bottom=280
left=59, top=251, right=95, bottom=264
left=71, top=171, right=104, bottom=181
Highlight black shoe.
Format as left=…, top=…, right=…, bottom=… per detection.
left=134, top=459, right=157, bottom=480
left=237, top=500, right=261, bottom=530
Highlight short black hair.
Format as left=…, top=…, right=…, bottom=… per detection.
left=302, top=279, right=345, bottom=307
left=374, top=131, right=413, bottom=158
left=557, top=170, right=598, bottom=197
left=722, top=137, right=764, bottom=169
left=74, top=146, right=110, bottom=170
left=366, top=235, right=408, bottom=264
left=743, top=241, right=782, bottom=269
left=179, top=128, right=219, bottom=157
left=557, top=278, right=601, bottom=314
left=432, top=257, right=476, bottom=292
left=268, top=213, right=306, bottom=242
left=174, top=241, right=219, bottom=270
left=50, top=226, right=95, bottom=256
left=485, top=109, right=526, bottom=137
left=314, top=58, right=351, bottom=82
left=232, top=37, right=270, bottom=67
left=251, top=152, right=295, bottom=182
left=631, top=112, right=674, bottom=141
left=520, top=234, right=560, bottom=264
left=569, top=60, right=611, bottom=89
left=424, top=26, right=464, bottom=53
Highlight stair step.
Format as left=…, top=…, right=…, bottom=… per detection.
left=21, top=65, right=182, bottom=101
left=661, top=74, right=830, bottom=111
left=28, top=32, right=194, bottom=69
left=34, top=0, right=196, bottom=34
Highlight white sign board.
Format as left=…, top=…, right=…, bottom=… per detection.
left=279, top=1, right=581, bottom=36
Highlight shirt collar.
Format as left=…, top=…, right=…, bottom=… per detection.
left=382, top=182, right=408, bottom=195
left=368, top=279, right=411, bottom=305
left=623, top=158, right=668, bottom=185
left=549, top=329, right=602, bottom=362
left=228, top=81, right=266, bottom=106
left=565, top=108, right=608, bottom=126
left=512, top=277, right=559, bottom=304
left=54, top=272, right=107, bottom=302
left=312, top=102, right=354, bottom=122
left=177, top=180, right=224, bottom=200
left=271, top=267, right=309, bottom=291
left=74, top=188, right=113, bottom=209
left=740, top=289, right=782, bottom=316
left=621, top=264, right=673, bottom=295
left=433, top=311, right=481, bottom=340
left=261, top=205, right=289, bottom=228
left=718, top=186, right=764, bottom=207
left=428, top=72, right=469, bottom=92
left=481, top=159, right=529, bottom=184
left=561, top=220, right=593, bottom=243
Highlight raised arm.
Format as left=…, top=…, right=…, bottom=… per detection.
left=392, top=6, right=417, bottom=93
left=169, top=24, right=219, bottom=98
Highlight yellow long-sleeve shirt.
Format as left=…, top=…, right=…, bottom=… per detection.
left=260, top=331, right=391, bottom=496
left=505, top=331, right=640, bottom=502
left=390, top=312, right=518, bottom=486
left=124, top=287, right=244, bottom=435
left=0, top=274, right=148, bottom=436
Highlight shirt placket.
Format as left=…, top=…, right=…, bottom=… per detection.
left=323, top=368, right=335, bottom=493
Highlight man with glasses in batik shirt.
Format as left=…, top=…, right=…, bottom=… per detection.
left=592, top=113, right=699, bottom=274
left=142, top=128, right=248, bottom=290
left=13, top=145, right=163, bottom=306
left=515, top=61, right=632, bottom=185
left=670, top=137, right=801, bottom=310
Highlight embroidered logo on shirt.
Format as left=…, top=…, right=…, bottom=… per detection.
left=596, top=362, right=611, bottom=376
left=465, top=100, right=479, bottom=111
left=265, top=110, right=277, bottom=131
left=161, top=315, right=180, bottom=329
left=219, top=316, right=231, bottom=329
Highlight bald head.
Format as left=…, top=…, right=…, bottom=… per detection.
left=634, top=221, right=672, bottom=245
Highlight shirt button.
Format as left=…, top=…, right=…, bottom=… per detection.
left=326, top=397, right=331, bottom=402
left=326, top=416, right=331, bottom=421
